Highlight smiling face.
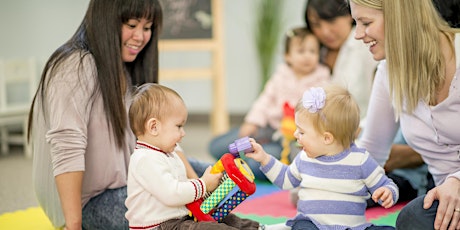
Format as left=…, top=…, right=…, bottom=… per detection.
left=293, top=112, right=327, bottom=158
left=349, top=2, right=385, bottom=60
left=121, top=18, right=153, bottom=62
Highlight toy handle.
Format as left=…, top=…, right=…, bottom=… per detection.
left=228, top=136, right=254, bottom=156
left=210, top=160, right=224, bottom=174
left=212, top=135, right=253, bottom=173
left=186, top=200, right=215, bottom=222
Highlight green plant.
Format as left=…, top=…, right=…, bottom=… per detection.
left=254, top=0, right=284, bottom=91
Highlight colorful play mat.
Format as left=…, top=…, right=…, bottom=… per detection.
left=0, top=181, right=404, bottom=229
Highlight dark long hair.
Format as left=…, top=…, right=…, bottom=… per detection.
left=28, top=0, right=163, bottom=147
left=304, top=0, right=353, bottom=29
left=432, top=0, right=460, bottom=28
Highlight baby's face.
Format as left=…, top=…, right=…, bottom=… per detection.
left=156, top=101, right=187, bottom=153
left=294, top=112, right=325, bottom=158
left=285, top=35, right=321, bottom=77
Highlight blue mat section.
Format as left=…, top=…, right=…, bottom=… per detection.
left=246, top=180, right=281, bottom=200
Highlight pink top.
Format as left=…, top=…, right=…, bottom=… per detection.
left=244, top=63, right=330, bottom=129
left=32, top=52, right=134, bottom=227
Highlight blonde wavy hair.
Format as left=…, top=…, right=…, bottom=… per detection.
left=350, top=0, right=459, bottom=116
left=296, top=84, right=360, bottom=148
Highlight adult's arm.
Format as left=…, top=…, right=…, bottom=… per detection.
left=384, top=144, right=424, bottom=172
left=46, top=53, right=96, bottom=229
left=175, top=147, right=199, bottom=179
left=56, top=172, right=83, bottom=230
left=358, top=61, right=399, bottom=166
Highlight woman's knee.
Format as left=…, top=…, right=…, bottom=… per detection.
left=396, top=195, right=437, bottom=230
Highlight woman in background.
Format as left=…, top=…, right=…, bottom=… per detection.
left=305, top=0, right=377, bottom=124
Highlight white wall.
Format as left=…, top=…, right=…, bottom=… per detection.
left=0, top=0, right=306, bottom=114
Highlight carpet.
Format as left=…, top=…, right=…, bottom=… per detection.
left=233, top=181, right=406, bottom=227
left=0, top=181, right=405, bottom=229
left=0, top=207, right=56, bottom=230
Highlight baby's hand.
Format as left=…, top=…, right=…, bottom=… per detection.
left=200, top=166, right=222, bottom=192
left=372, top=187, right=394, bottom=208
left=244, top=138, right=271, bottom=166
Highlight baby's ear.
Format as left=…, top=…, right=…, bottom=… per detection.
left=146, top=118, right=159, bottom=135
left=323, top=132, right=334, bottom=145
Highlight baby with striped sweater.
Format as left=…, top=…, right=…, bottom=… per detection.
left=246, top=84, right=399, bottom=230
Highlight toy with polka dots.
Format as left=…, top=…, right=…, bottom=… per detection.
left=186, top=136, right=256, bottom=222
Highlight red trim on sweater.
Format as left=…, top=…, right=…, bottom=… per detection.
left=135, top=141, right=167, bottom=154
left=129, top=222, right=160, bottom=229
left=191, top=180, right=198, bottom=201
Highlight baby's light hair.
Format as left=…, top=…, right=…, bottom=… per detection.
left=296, top=84, right=360, bottom=148
left=129, top=83, right=184, bottom=136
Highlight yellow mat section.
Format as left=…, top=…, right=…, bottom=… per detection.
left=0, top=207, right=57, bottom=230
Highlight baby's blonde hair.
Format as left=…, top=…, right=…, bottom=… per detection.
left=129, top=83, right=184, bottom=136
left=296, top=84, right=360, bottom=148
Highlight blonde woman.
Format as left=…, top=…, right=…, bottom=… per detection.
left=349, top=0, right=460, bottom=229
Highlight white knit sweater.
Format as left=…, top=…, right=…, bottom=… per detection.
left=125, top=142, right=206, bottom=229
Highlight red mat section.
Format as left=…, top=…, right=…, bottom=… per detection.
left=234, top=190, right=295, bottom=217
left=365, top=202, right=407, bottom=221
left=234, top=190, right=407, bottom=221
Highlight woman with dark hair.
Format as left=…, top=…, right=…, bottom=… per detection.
left=305, top=0, right=377, bottom=122
left=28, top=0, right=206, bottom=229
left=432, top=0, right=460, bottom=28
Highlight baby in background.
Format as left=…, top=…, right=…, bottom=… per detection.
left=246, top=84, right=399, bottom=230
left=125, top=83, right=261, bottom=230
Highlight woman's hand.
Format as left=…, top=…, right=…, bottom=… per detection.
left=424, top=177, right=460, bottom=230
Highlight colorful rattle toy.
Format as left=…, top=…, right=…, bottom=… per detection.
left=186, top=136, right=256, bottom=222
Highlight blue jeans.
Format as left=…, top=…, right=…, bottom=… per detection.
left=291, top=220, right=395, bottom=230
left=188, top=157, right=212, bottom=176
left=81, top=158, right=211, bottom=229
left=396, top=195, right=438, bottom=229
left=82, top=187, right=128, bottom=230
left=208, top=127, right=283, bottom=180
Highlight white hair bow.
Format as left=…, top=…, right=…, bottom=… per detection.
left=302, top=87, right=326, bottom=113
